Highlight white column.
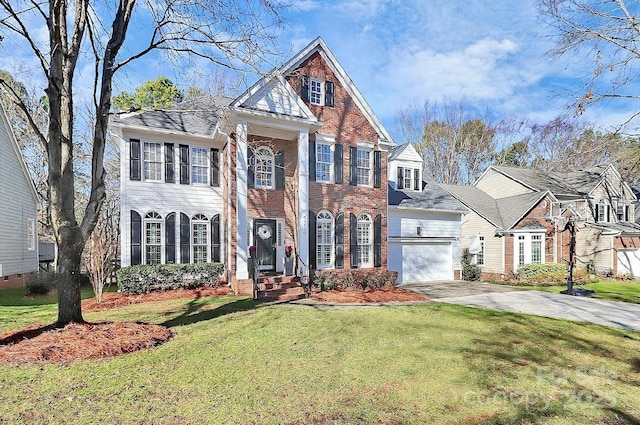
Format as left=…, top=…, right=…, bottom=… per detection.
left=297, top=130, right=310, bottom=276
left=235, top=121, right=249, bottom=280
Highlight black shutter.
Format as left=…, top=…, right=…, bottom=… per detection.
left=301, top=76, right=310, bottom=102
left=165, top=143, right=174, bottom=183
left=625, top=205, right=630, bottom=222
left=397, top=167, right=404, bottom=190
left=248, top=148, right=255, bottom=188
left=373, top=151, right=381, bottom=188
left=594, top=205, right=599, bottom=222
left=165, top=212, right=176, bottom=264
left=349, top=213, right=358, bottom=268
left=211, top=214, right=220, bottom=262
left=179, top=144, right=189, bottom=185
left=325, top=81, right=334, bottom=107
left=210, top=148, right=220, bottom=187
left=275, top=150, right=285, bottom=190
left=309, top=140, right=316, bottom=182
left=130, top=139, right=141, bottom=181
left=374, top=214, right=382, bottom=268
left=180, top=213, right=190, bottom=263
left=309, top=211, right=317, bottom=269
left=335, top=212, right=344, bottom=269
left=334, top=144, right=343, bottom=184
left=607, top=205, right=610, bottom=222
left=131, top=210, right=142, bottom=265
left=349, top=147, right=357, bottom=186
left=414, top=169, right=420, bottom=191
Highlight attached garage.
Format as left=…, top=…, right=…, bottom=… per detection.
left=617, top=249, right=640, bottom=277
left=389, top=240, right=453, bottom=283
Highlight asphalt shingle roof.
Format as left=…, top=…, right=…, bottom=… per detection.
left=115, top=95, right=233, bottom=137
left=387, top=143, right=411, bottom=161
left=492, top=165, right=605, bottom=196
left=440, top=184, right=503, bottom=227
left=389, top=181, right=468, bottom=213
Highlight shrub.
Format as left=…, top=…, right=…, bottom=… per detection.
left=509, top=263, right=593, bottom=287
left=461, top=248, right=481, bottom=281
left=26, top=272, right=57, bottom=295
left=311, top=269, right=398, bottom=291
left=116, top=263, right=225, bottom=294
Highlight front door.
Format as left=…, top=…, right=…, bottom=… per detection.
left=253, top=219, right=276, bottom=271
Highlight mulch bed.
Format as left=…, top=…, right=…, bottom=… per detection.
left=83, top=286, right=232, bottom=311
left=311, top=287, right=428, bottom=303
left=0, top=322, right=172, bottom=365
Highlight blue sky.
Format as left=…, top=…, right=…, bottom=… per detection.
left=2, top=0, right=639, bottom=139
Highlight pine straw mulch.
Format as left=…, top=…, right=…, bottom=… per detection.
left=311, top=287, right=428, bottom=303
left=82, top=286, right=233, bottom=311
left=0, top=321, right=173, bottom=365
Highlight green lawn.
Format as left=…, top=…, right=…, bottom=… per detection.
left=523, top=282, right=640, bottom=304
left=1, top=292, right=640, bottom=424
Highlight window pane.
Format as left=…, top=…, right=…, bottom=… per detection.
left=145, top=221, right=161, bottom=264
left=404, top=168, right=413, bottom=189
left=310, top=79, right=322, bottom=105
left=477, top=236, right=485, bottom=266
left=356, top=150, right=370, bottom=186
left=316, top=213, right=333, bottom=268
left=316, top=144, right=332, bottom=182
left=531, top=235, right=542, bottom=263
left=357, top=215, right=372, bottom=267
left=143, top=142, right=162, bottom=181
left=191, top=147, right=208, bottom=184
left=518, top=235, right=525, bottom=266
left=192, top=222, right=208, bottom=263
left=254, top=148, right=274, bottom=188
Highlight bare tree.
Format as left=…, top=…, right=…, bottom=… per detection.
left=540, top=0, right=640, bottom=128
left=396, top=99, right=497, bottom=185
left=0, top=0, right=286, bottom=325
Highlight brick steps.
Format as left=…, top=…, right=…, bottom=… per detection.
left=255, top=275, right=308, bottom=301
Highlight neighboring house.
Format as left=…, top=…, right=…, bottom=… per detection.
left=111, top=37, right=394, bottom=294
left=443, top=164, right=640, bottom=279
left=387, top=143, right=467, bottom=282
left=0, top=101, right=39, bottom=288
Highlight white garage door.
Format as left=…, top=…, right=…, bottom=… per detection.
left=617, top=249, right=640, bottom=277
left=390, top=241, right=452, bottom=283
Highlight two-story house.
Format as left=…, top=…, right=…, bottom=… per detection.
left=0, top=101, right=39, bottom=288
left=386, top=143, right=467, bottom=282
left=443, top=164, right=640, bottom=279
left=111, top=37, right=394, bottom=295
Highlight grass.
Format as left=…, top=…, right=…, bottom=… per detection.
left=520, top=281, right=640, bottom=304
left=1, top=292, right=640, bottom=424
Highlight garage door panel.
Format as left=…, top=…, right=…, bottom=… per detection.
left=618, top=249, right=640, bottom=277
left=401, top=242, right=452, bottom=282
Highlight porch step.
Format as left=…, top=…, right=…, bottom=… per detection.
left=258, top=276, right=300, bottom=290
left=258, top=285, right=307, bottom=302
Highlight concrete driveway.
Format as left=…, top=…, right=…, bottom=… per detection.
left=401, top=281, right=640, bottom=332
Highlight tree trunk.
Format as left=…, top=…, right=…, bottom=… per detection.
left=56, top=226, right=85, bottom=325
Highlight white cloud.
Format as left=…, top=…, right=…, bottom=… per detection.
left=332, top=0, right=388, bottom=20
left=293, top=0, right=321, bottom=12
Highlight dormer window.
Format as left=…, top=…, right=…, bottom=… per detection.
left=310, top=78, right=323, bottom=105
left=397, top=166, right=421, bottom=191
left=596, top=199, right=610, bottom=223
left=617, top=202, right=629, bottom=222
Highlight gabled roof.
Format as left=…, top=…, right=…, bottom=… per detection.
left=489, top=166, right=586, bottom=196
left=585, top=221, right=640, bottom=236
left=112, top=95, right=232, bottom=137
left=0, top=101, right=39, bottom=204
left=389, top=181, right=468, bottom=214
left=388, top=143, right=421, bottom=162
left=279, top=37, right=395, bottom=147
left=496, top=191, right=553, bottom=230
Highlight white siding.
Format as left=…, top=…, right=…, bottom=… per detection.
left=460, top=211, right=503, bottom=274
left=0, top=107, right=38, bottom=277
left=118, top=129, right=224, bottom=266
left=475, top=168, right=533, bottom=199
left=388, top=209, right=460, bottom=238
left=242, top=79, right=306, bottom=117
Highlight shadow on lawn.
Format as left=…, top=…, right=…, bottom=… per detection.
left=160, top=295, right=262, bottom=328
left=447, top=305, right=640, bottom=424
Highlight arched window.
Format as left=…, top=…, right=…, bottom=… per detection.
left=192, top=214, right=209, bottom=263
left=316, top=211, right=334, bottom=269
left=254, top=147, right=274, bottom=189
left=357, top=214, right=372, bottom=267
left=144, top=212, right=162, bottom=265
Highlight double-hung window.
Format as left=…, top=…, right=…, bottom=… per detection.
left=192, top=214, right=208, bottom=263
left=403, top=168, right=413, bottom=190
left=531, top=235, right=542, bottom=263
left=144, top=212, right=162, bottom=265
left=143, top=142, right=162, bottom=181
left=617, top=202, right=628, bottom=222
left=357, top=214, right=372, bottom=267
left=477, top=236, right=485, bottom=266
left=597, top=199, right=608, bottom=223
left=356, top=149, right=371, bottom=186
left=191, top=147, right=208, bottom=184
left=316, top=211, right=334, bottom=268
left=517, top=235, right=526, bottom=267
left=316, top=143, right=332, bottom=183
left=310, top=78, right=323, bottom=105
left=254, top=147, right=274, bottom=189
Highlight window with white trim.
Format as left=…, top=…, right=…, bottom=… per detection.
left=254, top=147, right=274, bottom=189
left=597, top=199, right=609, bottom=223
left=191, top=147, right=208, bottom=184
left=531, top=235, right=542, bottom=263
left=143, top=142, right=162, bottom=181
left=617, top=202, right=628, bottom=222
left=144, top=212, right=162, bottom=265
left=310, top=78, right=323, bottom=105
left=477, top=236, right=485, bottom=266
left=192, top=214, right=208, bottom=263
left=356, top=149, right=371, bottom=186
left=517, top=235, right=525, bottom=267
left=514, top=232, right=546, bottom=271
left=316, top=143, right=333, bottom=183
left=316, top=211, right=334, bottom=268
left=27, top=218, right=35, bottom=251
left=357, top=214, right=373, bottom=267
left=403, top=168, right=413, bottom=190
